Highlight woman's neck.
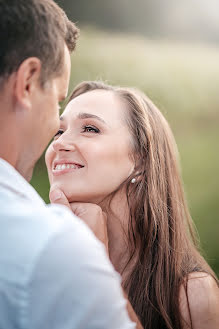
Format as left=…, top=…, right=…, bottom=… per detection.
left=101, top=191, right=133, bottom=280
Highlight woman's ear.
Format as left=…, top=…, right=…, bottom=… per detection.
left=130, top=171, right=143, bottom=184
left=132, top=157, right=144, bottom=180
left=13, top=57, right=42, bottom=111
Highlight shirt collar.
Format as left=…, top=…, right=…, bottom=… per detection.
left=0, top=158, right=45, bottom=205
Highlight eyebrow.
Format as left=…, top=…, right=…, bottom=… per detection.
left=60, top=112, right=107, bottom=125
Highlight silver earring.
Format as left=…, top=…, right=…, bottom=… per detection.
left=131, top=178, right=136, bottom=184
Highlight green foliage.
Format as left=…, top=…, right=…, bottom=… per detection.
left=31, top=28, right=219, bottom=276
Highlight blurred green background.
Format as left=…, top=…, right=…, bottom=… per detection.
left=31, top=1, right=219, bottom=276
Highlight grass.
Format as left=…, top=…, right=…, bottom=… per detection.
left=31, top=27, right=219, bottom=276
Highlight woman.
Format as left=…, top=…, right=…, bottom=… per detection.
left=46, top=81, right=219, bottom=329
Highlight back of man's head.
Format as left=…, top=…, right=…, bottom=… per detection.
left=0, top=0, right=79, bottom=89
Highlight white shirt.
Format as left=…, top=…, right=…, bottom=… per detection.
left=0, top=158, right=135, bottom=329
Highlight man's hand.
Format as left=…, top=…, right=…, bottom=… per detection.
left=69, top=202, right=109, bottom=254
left=49, top=187, right=71, bottom=209
left=49, top=188, right=109, bottom=254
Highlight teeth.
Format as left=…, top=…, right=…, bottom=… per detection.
left=54, top=163, right=81, bottom=171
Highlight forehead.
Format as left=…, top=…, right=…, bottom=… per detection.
left=63, top=90, right=126, bottom=126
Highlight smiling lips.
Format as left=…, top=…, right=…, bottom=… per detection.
left=52, top=162, right=84, bottom=175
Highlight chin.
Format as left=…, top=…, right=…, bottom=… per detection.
left=57, top=187, right=101, bottom=204
left=50, top=180, right=108, bottom=204
left=49, top=181, right=81, bottom=201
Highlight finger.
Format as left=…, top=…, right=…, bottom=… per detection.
left=69, top=203, right=85, bottom=217
left=69, top=202, right=93, bottom=217
left=49, top=188, right=71, bottom=210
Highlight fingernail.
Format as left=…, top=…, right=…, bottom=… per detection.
left=50, top=189, right=63, bottom=201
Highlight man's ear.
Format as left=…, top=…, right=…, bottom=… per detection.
left=14, top=57, right=42, bottom=111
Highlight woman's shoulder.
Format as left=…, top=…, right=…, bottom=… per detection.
left=179, top=272, right=219, bottom=329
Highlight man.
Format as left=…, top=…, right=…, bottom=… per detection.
left=0, top=1, right=137, bottom=328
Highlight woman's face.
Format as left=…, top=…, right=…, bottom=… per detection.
left=45, top=90, right=135, bottom=203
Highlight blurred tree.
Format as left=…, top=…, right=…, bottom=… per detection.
left=55, top=0, right=219, bottom=44
left=56, top=0, right=165, bottom=36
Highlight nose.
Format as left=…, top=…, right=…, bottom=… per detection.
left=52, top=137, right=76, bottom=153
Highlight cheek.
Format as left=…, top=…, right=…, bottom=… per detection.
left=45, top=147, right=51, bottom=166
left=104, top=142, right=131, bottom=166
left=46, top=113, right=59, bottom=139
left=88, top=141, right=133, bottom=180
left=45, top=146, right=54, bottom=176
left=36, top=106, right=59, bottom=150
left=85, top=142, right=115, bottom=167
left=44, top=96, right=60, bottom=134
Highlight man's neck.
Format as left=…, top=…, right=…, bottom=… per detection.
left=0, top=128, right=19, bottom=170
left=0, top=115, right=31, bottom=180
left=0, top=84, right=19, bottom=169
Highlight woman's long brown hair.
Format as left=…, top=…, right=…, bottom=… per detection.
left=69, top=81, right=218, bottom=329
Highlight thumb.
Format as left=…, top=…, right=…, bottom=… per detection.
left=49, top=188, right=70, bottom=210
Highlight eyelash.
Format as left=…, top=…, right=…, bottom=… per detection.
left=82, top=125, right=100, bottom=133
left=53, top=125, right=100, bottom=139
left=54, top=129, right=64, bottom=139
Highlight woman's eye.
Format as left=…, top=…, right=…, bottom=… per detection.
left=54, top=129, right=64, bottom=139
left=82, top=125, right=100, bottom=133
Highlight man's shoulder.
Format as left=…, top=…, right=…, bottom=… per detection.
left=1, top=197, right=85, bottom=235
left=0, top=201, right=100, bottom=285
left=0, top=200, right=134, bottom=329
